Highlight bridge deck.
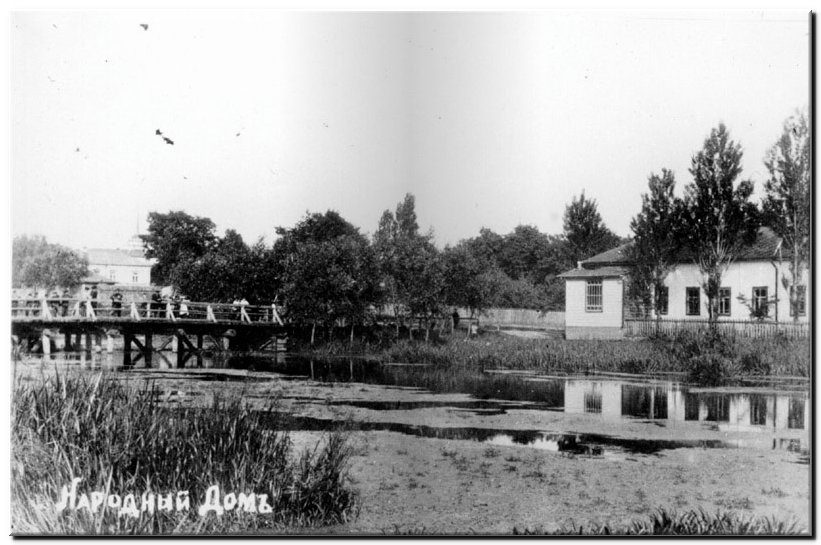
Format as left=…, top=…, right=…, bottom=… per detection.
left=12, top=298, right=288, bottom=367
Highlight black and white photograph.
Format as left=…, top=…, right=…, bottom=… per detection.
left=8, top=8, right=812, bottom=536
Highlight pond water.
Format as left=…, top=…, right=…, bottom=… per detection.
left=16, top=350, right=810, bottom=459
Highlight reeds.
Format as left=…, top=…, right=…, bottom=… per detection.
left=12, top=372, right=358, bottom=535
left=512, top=508, right=805, bottom=535
left=308, top=329, right=809, bottom=385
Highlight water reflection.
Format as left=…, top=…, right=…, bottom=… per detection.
left=561, top=378, right=807, bottom=432
left=17, top=351, right=809, bottom=455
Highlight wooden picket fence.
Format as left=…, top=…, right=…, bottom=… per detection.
left=624, top=318, right=809, bottom=339
left=458, top=308, right=565, bottom=329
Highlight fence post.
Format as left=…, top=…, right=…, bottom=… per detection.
left=271, top=304, right=284, bottom=326
left=41, top=299, right=53, bottom=320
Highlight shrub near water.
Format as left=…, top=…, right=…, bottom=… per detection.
left=12, top=373, right=358, bottom=535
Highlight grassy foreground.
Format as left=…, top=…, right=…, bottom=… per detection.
left=512, top=508, right=805, bottom=536
left=12, top=372, right=359, bottom=535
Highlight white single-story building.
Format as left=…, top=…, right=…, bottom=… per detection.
left=558, top=227, right=809, bottom=339
left=85, top=248, right=154, bottom=286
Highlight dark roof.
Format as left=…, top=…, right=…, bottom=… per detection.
left=557, top=266, right=629, bottom=279
left=579, top=227, right=786, bottom=268
left=581, top=243, right=633, bottom=267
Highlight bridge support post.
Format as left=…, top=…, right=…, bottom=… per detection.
left=63, top=332, right=71, bottom=351
left=176, top=333, right=185, bottom=368
left=196, top=334, right=203, bottom=367
left=84, top=333, right=92, bottom=352
left=123, top=332, right=133, bottom=367
left=94, top=333, right=102, bottom=353
left=107, top=334, right=114, bottom=353
left=144, top=334, right=153, bottom=368
left=42, top=332, right=51, bottom=356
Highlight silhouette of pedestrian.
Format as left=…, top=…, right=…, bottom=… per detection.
left=111, top=289, right=124, bottom=317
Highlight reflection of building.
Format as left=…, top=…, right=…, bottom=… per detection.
left=565, top=380, right=622, bottom=418
left=562, top=379, right=807, bottom=434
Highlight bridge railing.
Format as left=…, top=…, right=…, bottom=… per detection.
left=11, top=298, right=284, bottom=325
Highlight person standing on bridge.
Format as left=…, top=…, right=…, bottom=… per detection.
left=150, top=291, right=162, bottom=318
left=61, top=288, right=71, bottom=316
left=89, top=286, right=99, bottom=315
left=111, top=289, right=124, bottom=317
left=179, top=295, right=190, bottom=319
left=48, top=289, right=61, bottom=317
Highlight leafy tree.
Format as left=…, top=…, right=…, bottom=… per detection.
left=141, top=211, right=217, bottom=285
left=175, top=230, right=278, bottom=304
left=682, top=124, right=759, bottom=323
left=464, top=228, right=504, bottom=265
left=12, top=235, right=89, bottom=290
left=275, top=211, right=376, bottom=343
left=442, top=242, right=504, bottom=319
left=373, top=194, right=444, bottom=339
left=373, top=209, right=401, bottom=320
left=497, top=225, right=552, bottom=283
left=563, top=192, right=621, bottom=266
left=399, top=237, right=445, bottom=339
left=627, top=169, right=684, bottom=318
left=494, top=274, right=552, bottom=310
left=762, top=109, right=810, bottom=321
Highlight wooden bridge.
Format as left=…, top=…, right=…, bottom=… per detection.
left=11, top=298, right=287, bottom=368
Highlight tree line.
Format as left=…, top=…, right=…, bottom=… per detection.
left=12, top=110, right=808, bottom=328
left=136, top=191, right=622, bottom=333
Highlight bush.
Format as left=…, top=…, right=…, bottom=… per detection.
left=12, top=372, right=358, bottom=535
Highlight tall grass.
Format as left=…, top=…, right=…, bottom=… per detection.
left=512, top=508, right=805, bottom=536
left=12, top=372, right=358, bottom=535
left=306, top=329, right=810, bottom=385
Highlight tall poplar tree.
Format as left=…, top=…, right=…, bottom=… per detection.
left=682, top=124, right=759, bottom=324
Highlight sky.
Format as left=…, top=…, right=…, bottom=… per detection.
left=10, top=10, right=810, bottom=250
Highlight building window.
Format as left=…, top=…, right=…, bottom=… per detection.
left=92, top=267, right=100, bottom=274
left=656, top=286, right=669, bottom=315
left=686, top=287, right=700, bottom=316
left=718, top=287, right=731, bottom=316
left=132, top=271, right=139, bottom=283
left=752, top=287, right=769, bottom=317
left=790, top=285, right=807, bottom=317
left=586, top=279, right=603, bottom=312
left=109, top=269, right=117, bottom=281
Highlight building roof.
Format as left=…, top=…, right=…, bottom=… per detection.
left=579, top=227, right=786, bottom=268
left=86, top=248, right=154, bottom=267
left=581, top=243, right=633, bottom=267
left=557, top=266, right=630, bottom=279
